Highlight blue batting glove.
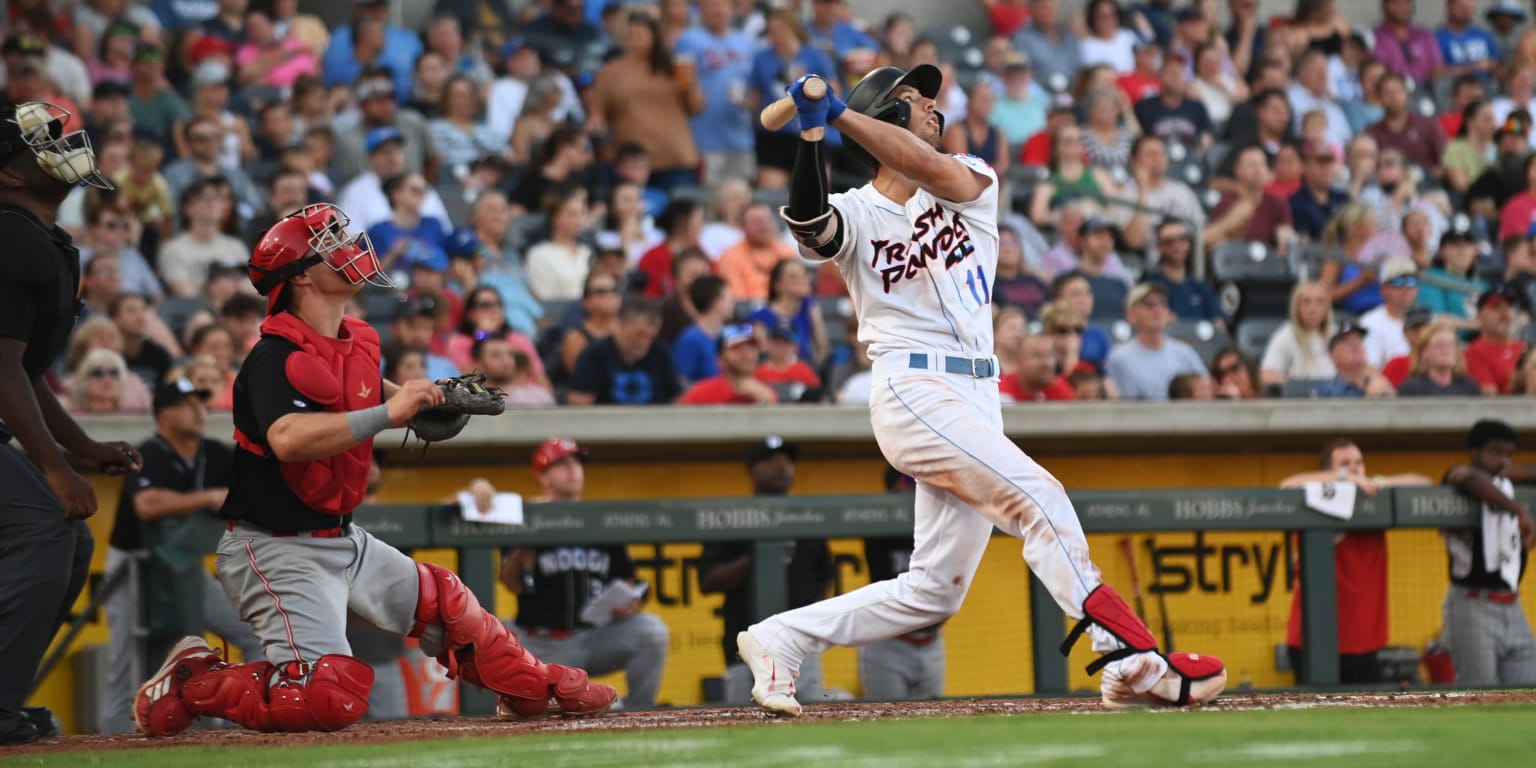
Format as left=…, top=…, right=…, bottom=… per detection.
left=789, top=75, right=828, bottom=130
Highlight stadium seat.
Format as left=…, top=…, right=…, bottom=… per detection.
left=1235, top=316, right=1285, bottom=362
left=1279, top=378, right=1333, bottom=398
left=1211, top=240, right=1295, bottom=322
left=154, top=297, right=210, bottom=340
left=1167, top=319, right=1234, bottom=366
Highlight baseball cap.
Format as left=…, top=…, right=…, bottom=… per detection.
left=1488, top=0, right=1528, bottom=21
left=1478, top=285, right=1523, bottom=310
left=405, top=243, right=449, bottom=273
left=532, top=436, right=586, bottom=473
left=1379, top=258, right=1418, bottom=285
left=1441, top=227, right=1476, bottom=246
left=501, top=37, right=530, bottom=60
left=93, top=80, right=130, bottom=100
left=133, top=42, right=164, bottom=64
left=717, top=322, right=758, bottom=354
left=1328, top=322, right=1368, bottom=350
left=1126, top=282, right=1168, bottom=308
left=2, top=34, right=45, bottom=58
left=365, top=126, right=405, bottom=154
left=189, top=35, right=235, bottom=64
left=767, top=325, right=800, bottom=344
left=152, top=377, right=212, bottom=414
left=193, top=60, right=230, bottom=87
left=394, top=293, right=438, bottom=322
left=105, top=20, right=139, bottom=39
left=747, top=435, right=800, bottom=466
left=356, top=77, right=396, bottom=102
left=1078, top=216, right=1114, bottom=237
left=1496, top=113, right=1529, bottom=139
left=446, top=227, right=482, bottom=259
left=1404, top=305, right=1433, bottom=329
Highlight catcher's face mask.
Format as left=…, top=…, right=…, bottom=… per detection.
left=3, top=102, right=112, bottom=190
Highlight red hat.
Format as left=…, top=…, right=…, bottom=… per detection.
left=189, top=34, right=236, bottom=64
left=532, top=437, right=585, bottom=473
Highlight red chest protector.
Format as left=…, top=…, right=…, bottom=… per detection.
left=236, top=312, right=382, bottom=517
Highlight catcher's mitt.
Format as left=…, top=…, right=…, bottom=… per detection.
left=406, top=373, right=506, bottom=445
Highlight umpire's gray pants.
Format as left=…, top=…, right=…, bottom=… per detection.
left=0, top=444, right=91, bottom=737
left=101, top=546, right=264, bottom=734
left=725, top=653, right=824, bottom=705
left=1443, top=587, right=1536, bottom=686
left=858, top=634, right=945, bottom=701
left=511, top=613, right=670, bottom=709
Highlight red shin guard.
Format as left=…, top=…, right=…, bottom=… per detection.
left=1060, top=584, right=1160, bottom=674
left=181, top=656, right=373, bottom=732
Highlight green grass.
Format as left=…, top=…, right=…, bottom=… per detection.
left=14, top=705, right=1534, bottom=768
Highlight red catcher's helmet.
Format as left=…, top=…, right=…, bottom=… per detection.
left=247, top=203, right=392, bottom=313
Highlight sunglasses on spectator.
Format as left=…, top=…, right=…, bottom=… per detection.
left=1050, top=326, right=1086, bottom=335
left=586, top=286, right=618, bottom=296
left=88, top=368, right=120, bottom=379
left=1217, top=363, right=1244, bottom=376
left=1158, top=235, right=1190, bottom=246
left=471, top=300, right=502, bottom=310
left=1386, top=276, right=1419, bottom=288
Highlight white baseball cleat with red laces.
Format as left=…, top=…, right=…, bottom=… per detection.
left=737, top=630, right=802, bottom=717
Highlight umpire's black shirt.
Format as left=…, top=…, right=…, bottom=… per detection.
left=110, top=435, right=233, bottom=551
left=0, top=206, right=82, bottom=442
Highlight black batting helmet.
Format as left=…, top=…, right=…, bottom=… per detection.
left=843, top=64, right=945, bottom=170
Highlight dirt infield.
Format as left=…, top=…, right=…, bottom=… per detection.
left=14, top=690, right=1536, bottom=755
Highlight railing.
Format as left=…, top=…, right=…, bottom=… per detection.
left=142, top=486, right=1517, bottom=715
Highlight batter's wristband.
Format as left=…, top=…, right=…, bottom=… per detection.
left=347, top=404, right=391, bottom=441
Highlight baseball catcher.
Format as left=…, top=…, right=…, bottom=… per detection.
left=133, top=204, right=615, bottom=736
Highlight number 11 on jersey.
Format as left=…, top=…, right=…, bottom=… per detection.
left=965, top=264, right=990, bottom=307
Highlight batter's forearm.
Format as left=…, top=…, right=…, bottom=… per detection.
left=783, top=134, right=844, bottom=258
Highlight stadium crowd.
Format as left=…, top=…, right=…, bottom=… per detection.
left=8, top=0, right=1536, bottom=409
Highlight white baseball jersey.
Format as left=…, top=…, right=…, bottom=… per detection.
left=803, top=154, right=1001, bottom=360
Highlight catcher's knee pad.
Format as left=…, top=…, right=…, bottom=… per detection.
left=182, top=656, right=373, bottom=732
left=414, top=562, right=547, bottom=701
left=1059, top=584, right=1159, bottom=674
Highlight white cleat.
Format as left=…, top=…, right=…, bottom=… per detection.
left=736, top=631, right=802, bottom=717
left=1101, top=651, right=1227, bottom=710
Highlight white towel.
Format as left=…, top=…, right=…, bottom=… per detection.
left=1482, top=476, right=1523, bottom=592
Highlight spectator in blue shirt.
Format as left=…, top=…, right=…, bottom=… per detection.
left=151, top=0, right=218, bottom=31
left=523, top=0, right=608, bottom=79
left=322, top=0, right=422, bottom=104
left=806, top=0, right=879, bottom=89
left=1144, top=219, right=1225, bottom=329
left=1288, top=142, right=1349, bottom=241
left=1014, top=0, right=1084, bottom=91
left=366, top=172, right=450, bottom=276
left=674, top=277, right=738, bottom=385
left=676, top=0, right=757, bottom=191
left=749, top=8, right=841, bottom=189
left=1437, top=0, right=1500, bottom=84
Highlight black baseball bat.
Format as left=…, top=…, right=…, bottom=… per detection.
left=1145, top=536, right=1175, bottom=652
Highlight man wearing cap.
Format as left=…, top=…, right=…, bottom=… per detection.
left=389, top=293, right=460, bottom=382
left=1106, top=283, right=1208, bottom=400
left=1466, top=113, right=1532, bottom=216
left=1146, top=219, right=1225, bottom=327
left=2, top=35, right=84, bottom=133
left=1312, top=323, right=1397, bottom=397
left=1357, top=258, right=1420, bottom=368
left=1380, top=304, right=1432, bottom=386
left=1465, top=287, right=1528, bottom=394
left=126, top=43, right=189, bottom=141
left=100, top=378, right=261, bottom=733
left=1117, top=40, right=1164, bottom=105
left=680, top=323, right=778, bottom=404
left=162, top=114, right=263, bottom=222
left=336, top=125, right=451, bottom=234
left=1068, top=216, right=1132, bottom=321
left=321, top=0, right=421, bottom=104
left=332, top=66, right=434, bottom=185
left=1013, top=0, right=1083, bottom=92
left=1486, top=0, right=1528, bottom=60
left=1132, top=47, right=1213, bottom=154
left=699, top=437, right=832, bottom=704
left=491, top=437, right=670, bottom=710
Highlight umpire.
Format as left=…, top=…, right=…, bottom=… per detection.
left=0, top=100, right=141, bottom=745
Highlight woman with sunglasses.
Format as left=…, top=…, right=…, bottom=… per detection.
left=552, top=272, right=623, bottom=398
left=62, top=317, right=154, bottom=411
left=1208, top=347, right=1258, bottom=399
left=67, top=348, right=135, bottom=415
left=447, top=285, right=549, bottom=391
left=1416, top=229, right=1487, bottom=324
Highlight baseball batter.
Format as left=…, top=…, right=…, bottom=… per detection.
left=737, top=67, right=1227, bottom=715
left=133, top=204, right=616, bottom=736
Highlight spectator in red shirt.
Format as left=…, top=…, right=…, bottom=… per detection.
left=1464, top=287, right=1528, bottom=394
left=1381, top=306, right=1431, bottom=387
left=755, top=326, right=821, bottom=403
left=1365, top=72, right=1447, bottom=177
left=978, top=0, right=1031, bottom=38
left=1116, top=40, right=1162, bottom=105
left=1020, top=93, right=1076, bottom=167
left=1439, top=74, right=1486, bottom=140
left=679, top=323, right=778, bottom=405
left=1000, top=334, right=1075, bottom=402
left=638, top=198, right=708, bottom=299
